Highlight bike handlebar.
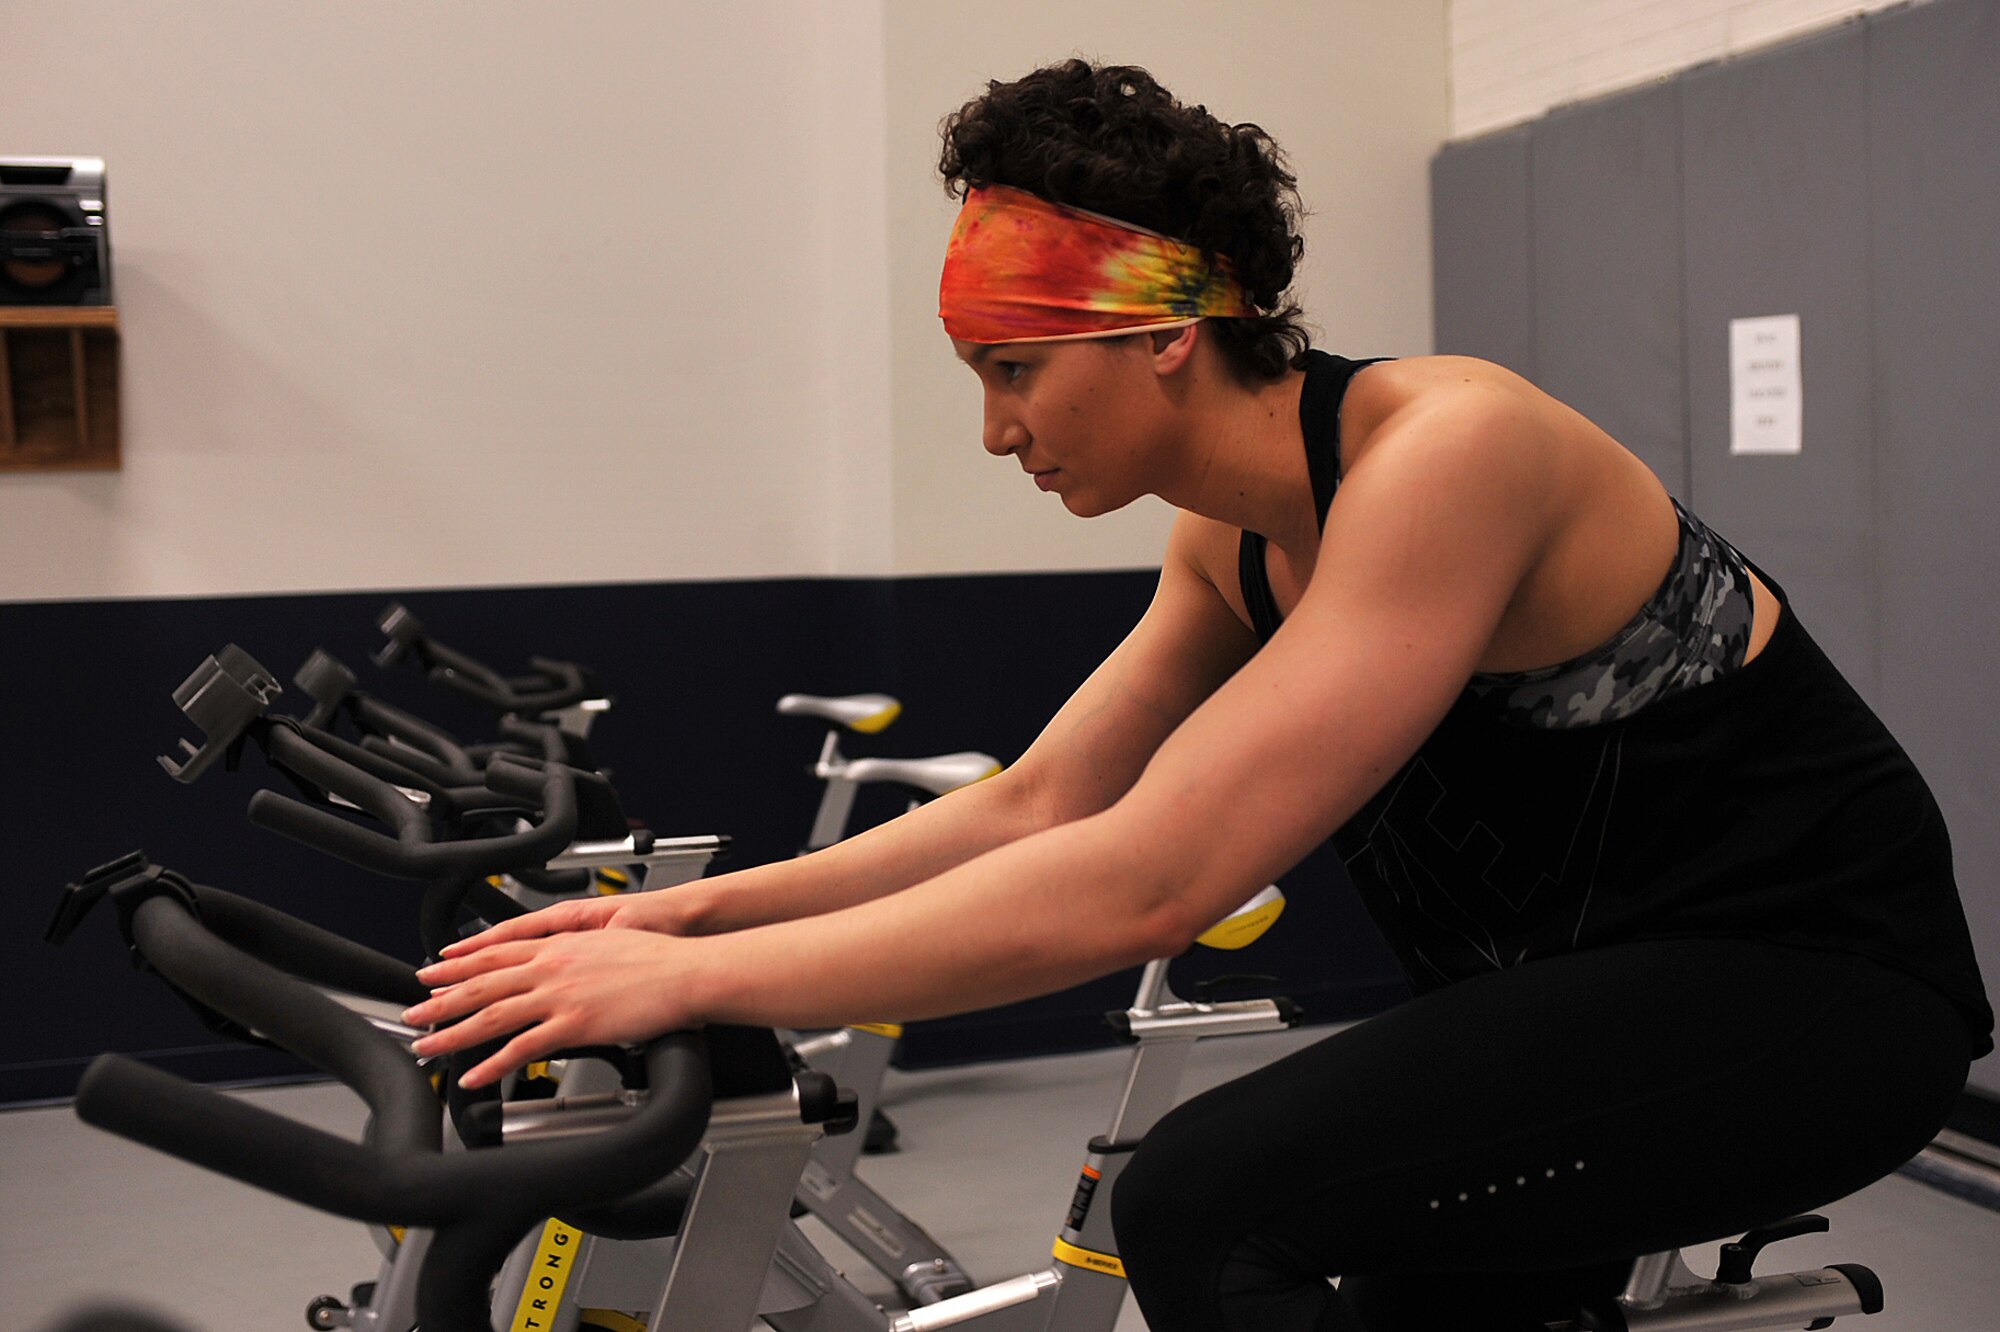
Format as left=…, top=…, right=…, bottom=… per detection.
left=432, top=654, right=596, bottom=715
left=72, top=887, right=711, bottom=1332
left=247, top=728, right=578, bottom=881
left=375, top=603, right=605, bottom=717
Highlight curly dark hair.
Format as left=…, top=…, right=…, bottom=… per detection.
left=939, top=59, right=1310, bottom=382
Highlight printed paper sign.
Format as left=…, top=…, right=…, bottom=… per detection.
left=1730, top=314, right=1802, bottom=456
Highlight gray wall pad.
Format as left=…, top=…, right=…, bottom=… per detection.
left=1868, top=0, right=2000, bottom=1093
left=1431, top=126, right=1535, bottom=377
left=1680, top=25, right=1879, bottom=692
left=1431, top=0, right=1999, bottom=1090
left=1531, top=81, right=1689, bottom=496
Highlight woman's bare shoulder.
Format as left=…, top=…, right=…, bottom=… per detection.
left=1347, top=355, right=1538, bottom=419
left=1338, top=355, right=1564, bottom=476
left=1361, top=354, right=1534, bottom=392
left=1166, top=508, right=1255, bottom=628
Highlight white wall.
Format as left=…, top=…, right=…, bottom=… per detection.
left=0, top=1, right=1447, bottom=598
left=885, top=1, right=1449, bottom=574
left=1450, top=0, right=1919, bottom=138
left=0, top=1, right=894, bottom=600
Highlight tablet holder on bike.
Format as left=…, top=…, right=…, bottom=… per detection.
left=157, top=645, right=283, bottom=783
left=157, top=647, right=606, bottom=956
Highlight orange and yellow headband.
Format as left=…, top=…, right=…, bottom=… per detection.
left=938, top=184, right=1255, bottom=344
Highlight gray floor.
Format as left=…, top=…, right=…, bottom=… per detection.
left=6, top=1028, right=1997, bottom=1331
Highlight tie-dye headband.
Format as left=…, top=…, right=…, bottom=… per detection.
left=938, top=184, right=1256, bottom=344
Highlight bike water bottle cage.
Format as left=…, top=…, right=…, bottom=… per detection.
left=776, top=692, right=903, bottom=734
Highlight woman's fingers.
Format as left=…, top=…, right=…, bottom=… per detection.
left=416, top=938, right=539, bottom=990
left=410, top=990, right=544, bottom=1060
left=406, top=943, right=541, bottom=1024
left=400, top=929, right=690, bottom=1087
left=459, top=1021, right=576, bottom=1090
left=438, top=898, right=609, bottom=957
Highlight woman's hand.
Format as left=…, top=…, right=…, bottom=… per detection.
left=403, top=929, right=699, bottom=1088
left=436, top=884, right=692, bottom=960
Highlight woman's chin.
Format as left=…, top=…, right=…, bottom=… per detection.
left=1060, top=488, right=1134, bottom=519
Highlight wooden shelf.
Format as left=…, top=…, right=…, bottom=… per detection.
left=0, top=306, right=120, bottom=472
left=0, top=306, right=119, bottom=329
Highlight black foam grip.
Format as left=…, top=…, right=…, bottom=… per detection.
left=263, top=727, right=428, bottom=839
left=480, top=755, right=550, bottom=803
left=422, top=636, right=510, bottom=691
left=75, top=1053, right=413, bottom=1215
left=248, top=762, right=576, bottom=880
left=248, top=790, right=431, bottom=879
left=354, top=734, right=459, bottom=789
left=127, top=897, right=438, bottom=1152
left=295, top=726, right=451, bottom=803
left=430, top=652, right=593, bottom=715
left=187, top=884, right=425, bottom=1006
left=79, top=1029, right=713, bottom=1227
left=352, top=696, right=480, bottom=781
left=496, top=716, right=568, bottom=761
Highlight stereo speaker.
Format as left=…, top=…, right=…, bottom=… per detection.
left=0, top=156, right=112, bottom=306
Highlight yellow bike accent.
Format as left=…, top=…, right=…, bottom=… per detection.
left=1051, top=1236, right=1127, bottom=1279
left=576, top=1311, right=648, bottom=1332
left=850, top=1022, right=904, bottom=1039
left=1196, top=885, right=1286, bottom=951
left=849, top=700, right=903, bottom=733
left=509, top=1219, right=585, bottom=1332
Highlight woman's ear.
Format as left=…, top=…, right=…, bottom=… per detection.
left=1149, top=323, right=1200, bottom=377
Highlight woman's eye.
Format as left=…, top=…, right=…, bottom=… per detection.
left=999, top=362, right=1027, bottom=384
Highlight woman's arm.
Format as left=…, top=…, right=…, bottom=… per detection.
left=407, top=388, right=1556, bottom=1087
left=439, top=514, right=1260, bottom=951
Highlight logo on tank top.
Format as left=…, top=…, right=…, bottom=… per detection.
left=1348, top=735, right=1623, bottom=984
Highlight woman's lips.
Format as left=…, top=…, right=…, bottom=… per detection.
left=1034, top=469, right=1060, bottom=491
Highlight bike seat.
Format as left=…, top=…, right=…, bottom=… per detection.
left=842, top=752, right=1002, bottom=796
left=1195, top=884, right=1286, bottom=950
left=776, top=692, right=902, bottom=734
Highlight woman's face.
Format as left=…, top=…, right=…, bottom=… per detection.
left=951, top=335, right=1166, bottom=518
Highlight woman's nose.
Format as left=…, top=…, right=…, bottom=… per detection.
left=983, top=407, right=1027, bottom=457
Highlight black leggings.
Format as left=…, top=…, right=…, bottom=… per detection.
left=1110, top=938, right=1971, bottom=1331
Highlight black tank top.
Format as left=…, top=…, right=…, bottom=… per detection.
left=1239, top=351, right=1993, bottom=1052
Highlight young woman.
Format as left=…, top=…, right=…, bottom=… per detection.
left=403, top=61, right=1990, bottom=1330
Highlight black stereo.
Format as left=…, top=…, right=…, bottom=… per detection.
left=1, top=156, right=112, bottom=306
